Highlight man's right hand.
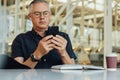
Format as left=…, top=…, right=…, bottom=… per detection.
left=33, top=35, right=54, bottom=60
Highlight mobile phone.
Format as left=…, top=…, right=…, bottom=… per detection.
left=46, top=26, right=59, bottom=36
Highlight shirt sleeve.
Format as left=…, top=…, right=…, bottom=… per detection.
left=11, top=34, right=24, bottom=58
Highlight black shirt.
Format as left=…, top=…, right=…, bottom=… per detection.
left=11, top=27, right=76, bottom=69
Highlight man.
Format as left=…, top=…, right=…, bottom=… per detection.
left=11, top=0, right=76, bottom=69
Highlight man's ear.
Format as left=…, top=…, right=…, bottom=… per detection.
left=28, top=14, right=32, bottom=20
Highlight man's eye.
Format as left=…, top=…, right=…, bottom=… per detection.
left=44, top=12, right=48, bottom=15
left=34, top=12, right=40, bottom=16
left=43, top=11, right=49, bottom=15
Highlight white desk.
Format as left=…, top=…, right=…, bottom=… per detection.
left=0, top=69, right=120, bottom=80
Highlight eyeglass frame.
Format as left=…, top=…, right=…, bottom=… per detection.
left=31, top=11, right=50, bottom=18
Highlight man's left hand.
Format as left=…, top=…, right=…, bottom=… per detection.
left=51, top=35, right=67, bottom=56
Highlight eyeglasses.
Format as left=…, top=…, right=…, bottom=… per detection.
left=32, top=11, right=50, bottom=17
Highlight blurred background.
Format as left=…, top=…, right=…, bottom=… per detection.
left=0, top=0, right=120, bottom=67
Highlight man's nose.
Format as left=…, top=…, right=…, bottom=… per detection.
left=39, top=13, right=44, bottom=18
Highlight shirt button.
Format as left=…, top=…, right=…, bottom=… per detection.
left=43, top=59, right=46, bottom=62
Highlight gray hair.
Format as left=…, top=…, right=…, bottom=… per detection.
left=28, top=0, right=50, bottom=13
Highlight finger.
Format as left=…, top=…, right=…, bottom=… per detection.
left=54, top=35, right=67, bottom=44
left=52, top=45, right=61, bottom=50
left=48, top=47, right=54, bottom=51
left=55, top=35, right=67, bottom=45
left=55, top=35, right=65, bottom=41
left=48, top=44, right=55, bottom=49
left=46, top=39, right=52, bottom=44
left=52, top=36, right=63, bottom=44
left=43, top=35, right=53, bottom=41
left=51, top=39, right=62, bottom=47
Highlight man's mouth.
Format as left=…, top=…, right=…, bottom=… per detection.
left=39, top=21, right=46, bottom=24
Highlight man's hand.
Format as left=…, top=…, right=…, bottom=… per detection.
left=51, top=35, right=67, bottom=56
left=34, top=35, right=54, bottom=59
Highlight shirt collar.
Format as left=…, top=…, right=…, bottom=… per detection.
left=31, top=28, right=49, bottom=37
left=31, top=28, right=40, bottom=36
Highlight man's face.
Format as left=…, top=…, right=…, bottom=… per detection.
left=29, top=2, right=51, bottom=30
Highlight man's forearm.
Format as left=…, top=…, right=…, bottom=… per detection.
left=60, top=51, right=75, bottom=64
left=23, top=58, right=39, bottom=69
